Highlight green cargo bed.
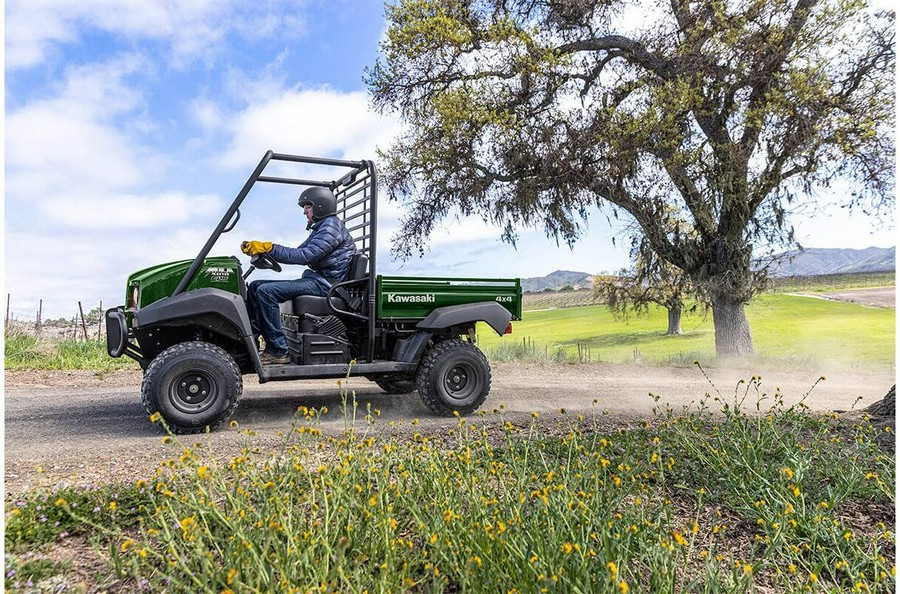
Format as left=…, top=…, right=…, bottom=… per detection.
left=376, top=276, right=522, bottom=321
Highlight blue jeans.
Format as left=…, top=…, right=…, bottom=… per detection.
left=247, top=277, right=328, bottom=355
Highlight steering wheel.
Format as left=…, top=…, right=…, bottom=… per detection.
left=251, top=252, right=282, bottom=273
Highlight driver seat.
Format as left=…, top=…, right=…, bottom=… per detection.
left=280, top=253, right=369, bottom=319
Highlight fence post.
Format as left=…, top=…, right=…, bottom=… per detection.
left=36, top=299, right=43, bottom=335
left=78, top=301, right=89, bottom=341
left=5, top=294, right=9, bottom=333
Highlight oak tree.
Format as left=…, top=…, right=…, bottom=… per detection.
left=594, top=236, right=702, bottom=335
left=367, top=0, right=894, bottom=355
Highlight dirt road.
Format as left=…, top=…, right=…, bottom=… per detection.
left=820, top=287, right=895, bottom=308
left=5, top=361, right=893, bottom=494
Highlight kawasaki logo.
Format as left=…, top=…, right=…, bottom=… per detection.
left=387, top=293, right=436, bottom=303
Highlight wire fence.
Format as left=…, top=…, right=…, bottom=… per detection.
left=5, top=295, right=106, bottom=341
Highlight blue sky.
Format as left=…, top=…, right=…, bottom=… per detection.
left=4, top=0, right=895, bottom=321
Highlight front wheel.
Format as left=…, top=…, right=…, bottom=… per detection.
left=141, top=341, right=242, bottom=434
left=416, top=339, right=491, bottom=416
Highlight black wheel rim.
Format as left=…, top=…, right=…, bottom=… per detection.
left=443, top=363, right=476, bottom=401
left=168, top=370, right=218, bottom=414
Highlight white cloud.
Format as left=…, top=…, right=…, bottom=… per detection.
left=190, top=98, right=225, bottom=133
left=3, top=225, right=222, bottom=320
left=5, top=56, right=159, bottom=199
left=217, top=86, right=402, bottom=169
left=41, top=192, right=223, bottom=230
left=5, top=0, right=308, bottom=70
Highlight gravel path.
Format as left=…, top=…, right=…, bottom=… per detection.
left=5, top=362, right=893, bottom=494
left=795, top=286, right=895, bottom=308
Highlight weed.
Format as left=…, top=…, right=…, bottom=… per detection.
left=6, top=377, right=894, bottom=593
left=4, top=555, right=70, bottom=592
left=4, top=329, right=135, bottom=371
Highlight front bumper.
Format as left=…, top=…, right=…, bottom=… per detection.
left=105, top=307, right=146, bottom=366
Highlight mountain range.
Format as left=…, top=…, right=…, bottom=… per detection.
left=521, top=246, right=895, bottom=293
left=764, top=246, right=895, bottom=277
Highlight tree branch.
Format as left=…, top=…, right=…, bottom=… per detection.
left=557, top=35, right=674, bottom=79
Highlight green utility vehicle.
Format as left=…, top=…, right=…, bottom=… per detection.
left=106, top=152, right=522, bottom=433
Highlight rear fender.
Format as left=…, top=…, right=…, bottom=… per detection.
left=416, top=302, right=512, bottom=336
left=392, top=302, right=512, bottom=364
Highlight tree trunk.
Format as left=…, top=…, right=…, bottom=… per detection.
left=864, top=385, right=895, bottom=418
left=710, top=295, right=754, bottom=357
left=665, top=305, right=683, bottom=335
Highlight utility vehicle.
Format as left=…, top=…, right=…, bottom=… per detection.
left=106, top=151, right=522, bottom=433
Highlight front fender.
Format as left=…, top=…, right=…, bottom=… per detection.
left=135, top=288, right=253, bottom=340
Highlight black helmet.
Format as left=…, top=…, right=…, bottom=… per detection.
left=298, top=187, right=337, bottom=220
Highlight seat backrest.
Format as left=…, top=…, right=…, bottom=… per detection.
left=347, top=253, right=369, bottom=281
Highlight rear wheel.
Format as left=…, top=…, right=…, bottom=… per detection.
left=141, top=341, right=242, bottom=434
left=416, top=339, right=491, bottom=416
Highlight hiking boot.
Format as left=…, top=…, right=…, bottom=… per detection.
left=260, top=351, right=291, bottom=365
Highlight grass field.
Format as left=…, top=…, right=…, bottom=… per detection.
left=480, top=293, right=895, bottom=370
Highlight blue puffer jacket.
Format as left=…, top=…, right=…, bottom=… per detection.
left=269, top=215, right=357, bottom=287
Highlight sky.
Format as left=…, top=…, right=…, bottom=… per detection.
left=3, top=0, right=896, bottom=321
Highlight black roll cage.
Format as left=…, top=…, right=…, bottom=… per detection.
left=171, top=151, right=378, bottom=361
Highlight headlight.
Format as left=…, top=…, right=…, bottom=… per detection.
left=128, top=284, right=140, bottom=312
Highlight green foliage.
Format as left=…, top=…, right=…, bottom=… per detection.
left=4, top=556, right=70, bottom=593
left=5, top=486, right=150, bottom=550
left=4, top=330, right=136, bottom=371
left=480, top=294, right=895, bottom=369
left=5, top=389, right=894, bottom=592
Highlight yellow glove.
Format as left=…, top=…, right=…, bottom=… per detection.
left=241, top=240, right=273, bottom=256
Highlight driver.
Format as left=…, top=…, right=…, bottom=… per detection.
left=241, top=187, right=357, bottom=365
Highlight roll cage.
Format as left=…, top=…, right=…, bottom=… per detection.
left=171, top=151, right=379, bottom=361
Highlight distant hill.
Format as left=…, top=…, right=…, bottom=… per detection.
left=766, top=246, right=895, bottom=277
left=521, top=270, right=593, bottom=293
left=520, top=247, right=894, bottom=292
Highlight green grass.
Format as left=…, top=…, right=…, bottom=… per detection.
left=4, top=330, right=136, bottom=371
left=5, top=390, right=895, bottom=593
left=480, top=294, right=895, bottom=370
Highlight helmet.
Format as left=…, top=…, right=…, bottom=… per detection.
left=298, top=187, right=337, bottom=221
